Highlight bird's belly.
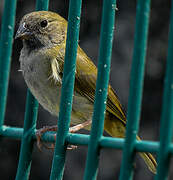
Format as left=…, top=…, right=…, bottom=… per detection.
left=25, top=72, right=61, bottom=116
left=25, top=77, right=93, bottom=127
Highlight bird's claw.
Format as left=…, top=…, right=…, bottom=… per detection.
left=36, top=125, right=57, bottom=151
left=36, top=126, right=77, bottom=151
left=36, top=130, right=44, bottom=151
left=67, top=145, right=78, bottom=150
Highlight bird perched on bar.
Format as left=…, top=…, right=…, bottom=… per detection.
left=15, top=11, right=157, bottom=174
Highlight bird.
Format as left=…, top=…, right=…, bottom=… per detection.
left=15, top=11, right=157, bottom=174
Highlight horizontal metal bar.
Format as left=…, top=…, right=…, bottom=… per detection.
left=0, top=125, right=161, bottom=153
left=0, top=125, right=55, bottom=142
left=135, top=140, right=159, bottom=153
left=0, top=125, right=23, bottom=139
left=100, top=136, right=124, bottom=149
left=0, top=126, right=124, bottom=149
left=66, top=133, right=89, bottom=146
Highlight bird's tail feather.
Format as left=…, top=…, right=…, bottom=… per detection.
left=137, top=136, right=157, bottom=174
left=104, top=117, right=157, bottom=174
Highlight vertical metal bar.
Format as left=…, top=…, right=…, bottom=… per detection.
left=155, top=1, right=173, bottom=179
left=35, top=0, right=49, bottom=11
left=15, top=1, right=49, bottom=180
left=50, top=0, right=82, bottom=179
left=119, top=0, right=151, bottom=179
left=84, top=0, right=116, bottom=179
left=0, top=0, right=17, bottom=127
left=15, top=91, right=39, bottom=180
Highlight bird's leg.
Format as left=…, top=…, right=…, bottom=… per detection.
left=36, top=120, right=92, bottom=150
left=69, top=120, right=91, bottom=133
left=67, top=120, right=92, bottom=149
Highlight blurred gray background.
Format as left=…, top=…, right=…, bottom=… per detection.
left=0, top=0, right=172, bottom=179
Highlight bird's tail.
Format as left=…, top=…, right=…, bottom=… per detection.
left=136, top=136, right=157, bottom=174
left=104, top=116, right=157, bottom=174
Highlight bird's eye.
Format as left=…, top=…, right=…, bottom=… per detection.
left=40, top=20, right=48, bottom=28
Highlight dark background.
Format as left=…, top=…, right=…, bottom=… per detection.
left=0, top=0, right=172, bottom=179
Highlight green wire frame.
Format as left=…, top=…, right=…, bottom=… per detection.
left=120, top=1, right=151, bottom=179
left=0, top=0, right=173, bottom=180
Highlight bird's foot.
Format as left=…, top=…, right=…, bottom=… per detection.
left=36, top=120, right=91, bottom=150
left=36, top=125, right=57, bottom=151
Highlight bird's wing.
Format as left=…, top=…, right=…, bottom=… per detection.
left=74, top=47, right=126, bottom=124
left=56, top=45, right=126, bottom=124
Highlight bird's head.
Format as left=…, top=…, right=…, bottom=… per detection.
left=15, top=11, right=67, bottom=50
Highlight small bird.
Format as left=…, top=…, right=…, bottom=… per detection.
left=15, top=11, right=157, bottom=174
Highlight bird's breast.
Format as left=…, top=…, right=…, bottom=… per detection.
left=20, top=47, right=61, bottom=115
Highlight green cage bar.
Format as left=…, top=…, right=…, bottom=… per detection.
left=155, top=1, right=173, bottom=179
left=15, top=91, right=39, bottom=180
left=84, top=0, right=116, bottom=179
left=0, top=0, right=173, bottom=179
left=0, top=125, right=161, bottom=153
left=15, top=1, right=49, bottom=180
left=50, top=0, right=82, bottom=179
left=0, top=0, right=17, bottom=127
left=119, top=0, right=151, bottom=179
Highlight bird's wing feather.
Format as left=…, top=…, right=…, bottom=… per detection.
left=57, top=46, right=126, bottom=124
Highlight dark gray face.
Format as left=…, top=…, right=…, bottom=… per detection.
left=15, top=16, right=49, bottom=49
left=15, top=11, right=67, bottom=51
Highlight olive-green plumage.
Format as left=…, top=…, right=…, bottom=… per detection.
left=16, top=11, right=157, bottom=174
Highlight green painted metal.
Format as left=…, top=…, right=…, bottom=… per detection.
left=50, top=0, right=82, bottom=179
left=84, top=0, right=116, bottom=179
left=0, top=126, right=23, bottom=139
left=15, top=91, right=39, bottom=180
left=0, top=0, right=173, bottom=179
left=15, top=1, right=49, bottom=179
left=135, top=140, right=159, bottom=153
left=155, top=1, right=173, bottom=179
left=170, top=144, right=173, bottom=154
left=0, top=126, right=161, bottom=153
left=119, top=0, right=151, bottom=179
left=66, top=133, right=89, bottom=146
left=0, top=0, right=17, bottom=127
left=36, top=0, right=49, bottom=10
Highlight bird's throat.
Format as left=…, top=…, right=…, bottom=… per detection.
left=23, top=37, right=44, bottom=53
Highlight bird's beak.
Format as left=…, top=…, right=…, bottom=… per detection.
left=15, top=23, right=32, bottom=40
